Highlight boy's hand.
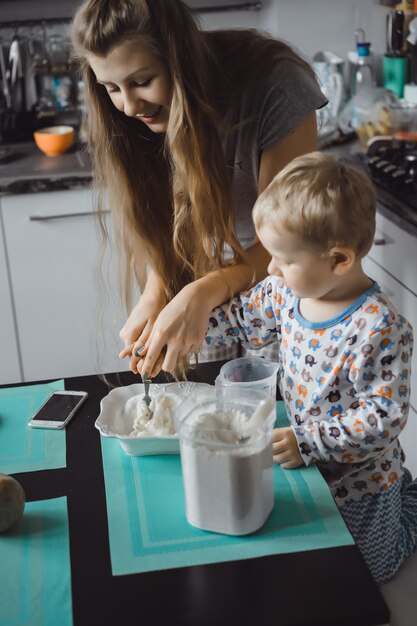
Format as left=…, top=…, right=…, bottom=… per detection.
left=272, top=427, right=303, bottom=469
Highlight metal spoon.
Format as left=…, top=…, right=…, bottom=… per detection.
left=142, top=372, right=153, bottom=418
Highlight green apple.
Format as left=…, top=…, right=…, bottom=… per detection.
left=0, top=473, right=25, bottom=533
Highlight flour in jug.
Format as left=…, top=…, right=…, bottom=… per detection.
left=179, top=407, right=274, bottom=535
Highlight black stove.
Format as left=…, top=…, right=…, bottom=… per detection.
left=345, top=138, right=417, bottom=227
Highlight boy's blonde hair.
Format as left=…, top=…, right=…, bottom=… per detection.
left=253, top=151, right=376, bottom=258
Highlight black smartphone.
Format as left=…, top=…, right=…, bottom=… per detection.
left=28, top=390, right=88, bottom=429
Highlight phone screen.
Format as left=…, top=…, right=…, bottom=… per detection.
left=32, top=393, right=85, bottom=422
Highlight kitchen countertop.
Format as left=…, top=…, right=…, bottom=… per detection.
left=0, top=141, right=92, bottom=195
left=0, top=137, right=416, bottom=238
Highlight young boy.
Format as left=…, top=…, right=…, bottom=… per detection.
left=204, top=151, right=416, bottom=584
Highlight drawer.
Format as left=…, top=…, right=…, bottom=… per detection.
left=1, top=188, right=95, bottom=220
left=364, top=256, right=417, bottom=414
left=2, top=190, right=128, bottom=381
left=366, top=211, right=417, bottom=297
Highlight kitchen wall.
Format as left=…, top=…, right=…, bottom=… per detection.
left=1, top=0, right=392, bottom=72
left=270, top=0, right=389, bottom=62
left=196, top=0, right=392, bottom=83
left=0, top=0, right=76, bottom=21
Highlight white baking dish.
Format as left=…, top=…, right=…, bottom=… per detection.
left=95, top=381, right=212, bottom=456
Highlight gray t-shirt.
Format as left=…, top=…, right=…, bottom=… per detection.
left=222, top=59, right=327, bottom=250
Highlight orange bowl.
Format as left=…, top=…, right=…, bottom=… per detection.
left=33, top=125, right=75, bottom=157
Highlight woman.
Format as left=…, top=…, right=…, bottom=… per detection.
left=71, top=0, right=327, bottom=378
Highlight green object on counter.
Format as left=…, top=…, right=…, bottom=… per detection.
left=100, top=401, right=354, bottom=576
left=0, top=380, right=66, bottom=474
left=0, top=496, right=73, bottom=626
left=383, top=55, right=408, bottom=98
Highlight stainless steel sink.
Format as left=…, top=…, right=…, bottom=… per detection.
left=0, top=142, right=92, bottom=184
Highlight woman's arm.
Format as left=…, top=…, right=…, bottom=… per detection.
left=118, top=268, right=167, bottom=358
left=202, top=111, right=319, bottom=305
left=129, top=112, right=318, bottom=376
left=129, top=249, right=266, bottom=376
left=258, top=111, right=318, bottom=192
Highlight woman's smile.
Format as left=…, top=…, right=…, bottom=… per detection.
left=88, top=42, right=172, bottom=133
left=136, top=106, right=163, bottom=124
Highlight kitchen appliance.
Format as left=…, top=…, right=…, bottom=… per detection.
left=346, top=138, right=417, bottom=225
left=313, top=50, right=345, bottom=134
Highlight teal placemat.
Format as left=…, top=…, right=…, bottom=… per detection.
left=101, top=401, right=354, bottom=575
left=0, top=380, right=66, bottom=474
left=0, top=496, right=73, bottom=626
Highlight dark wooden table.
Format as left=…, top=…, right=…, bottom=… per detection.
left=9, top=363, right=390, bottom=626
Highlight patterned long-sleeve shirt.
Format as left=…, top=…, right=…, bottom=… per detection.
left=205, top=277, right=414, bottom=505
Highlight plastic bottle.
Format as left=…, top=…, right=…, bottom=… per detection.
left=352, top=41, right=376, bottom=99
left=339, top=36, right=379, bottom=136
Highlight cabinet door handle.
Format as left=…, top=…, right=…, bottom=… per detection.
left=29, top=210, right=110, bottom=221
left=373, top=237, right=387, bottom=245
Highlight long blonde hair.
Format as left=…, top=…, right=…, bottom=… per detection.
left=71, top=0, right=317, bottom=310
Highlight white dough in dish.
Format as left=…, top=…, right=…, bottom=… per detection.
left=124, top=392, right=182, bottom=437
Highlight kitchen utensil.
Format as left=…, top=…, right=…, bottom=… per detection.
left=4, top=36, right=28, bottom=138
left=236, top=395, right=276, bottom=443
left=142, top=373, right=153, bottom=418
left=0, top=40, right=11, bottom=109
left=33, top=125, right=75, bottom=156
left=387, top=10, right=405, bottom=57
left=47, top=35, right=69, bottom=74
left=29, top=35, right=50, bottom=75
left=143, top=378, right=151, bottom=405
left=406, top=15, right=417, bottom=85
left=0, top=39, right=14, bottom=139
left=215, top=356, right=278, bottom=397
left=312, top=50, right=345, bottom=130
left=6, top=37, right=23, bottom=107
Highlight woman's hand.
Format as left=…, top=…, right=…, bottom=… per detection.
left=118, top=288, right=167, bottom=374
left=135, top=281, right=214, bottom=378
left=272, top=427, right=303, bottom=469
left=132, top=243, right=271, bottom=378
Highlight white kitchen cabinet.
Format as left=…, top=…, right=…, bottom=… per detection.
left=1, top=189, right=133, bottom=382
left=363, top=210, right=417, bottom=478
left=0, top=211, right=21, bottom=384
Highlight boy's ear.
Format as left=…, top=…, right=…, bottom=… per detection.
left=327, top=246, right=356, bottom=275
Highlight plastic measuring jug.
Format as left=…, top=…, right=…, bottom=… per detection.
left=174, top=386, right=276, bottom=536
left=216, top=356, right=278, bottom=397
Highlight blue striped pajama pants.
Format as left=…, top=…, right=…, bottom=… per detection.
left=340, top=469, right=417, bottom=584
